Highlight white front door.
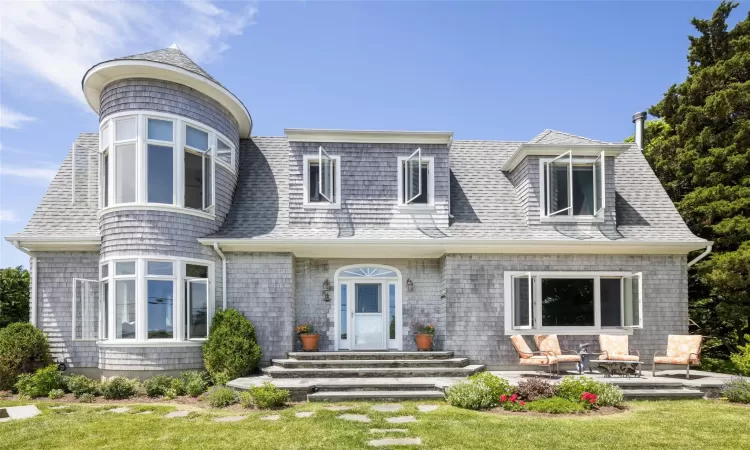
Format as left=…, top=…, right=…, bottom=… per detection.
left=336, top=265, right=402, bottom=351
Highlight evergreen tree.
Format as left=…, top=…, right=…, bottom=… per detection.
left=638, top=2, right=750, bottom=355
left=0, top=266, right=30, bottom=328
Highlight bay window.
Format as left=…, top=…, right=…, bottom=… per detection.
left=505, top=271, right=642, bottom=334
left=98, top=112, right=235, bottom=216
left=541, top=151, right=605, bottom=218
left=91, top=257, right=214, bottom=344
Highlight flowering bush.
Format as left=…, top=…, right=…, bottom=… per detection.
left=296, top=321, right=315, bottom=336
left=581, top=392, right=598, bottom=409
left=411, top=320, right=435, bottom=336
left=722, top=377, right=750, bottom=404
left=596, top=383, right=624, bottom=406
left=445, top=380, right=496, bottom=410
left=499, top=393, right=527, bottom=411
left=468, top=372, right=513, bottom=399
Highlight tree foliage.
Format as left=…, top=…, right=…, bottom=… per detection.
left=639, top=2, right=750, bottom=355
left=0, top=266, right=30, bottom=328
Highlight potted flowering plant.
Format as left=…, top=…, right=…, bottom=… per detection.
left=412, top=320, right=435, bottom=351
left=296, top=321, right=320, bottom=352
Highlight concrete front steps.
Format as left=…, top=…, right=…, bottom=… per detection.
left=609, top=379, right=707, bottom=400
left=263, top=351, right=483, bottom=401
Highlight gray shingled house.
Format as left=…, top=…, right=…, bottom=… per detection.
left=6, top=46, right=710, bottom=380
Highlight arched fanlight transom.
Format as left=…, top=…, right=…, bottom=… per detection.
left=341, top=267, right=398, bottom=278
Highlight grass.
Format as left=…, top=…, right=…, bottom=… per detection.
left=0, top=399, right=749, bottom=449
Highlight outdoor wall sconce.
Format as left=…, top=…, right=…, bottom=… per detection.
left=322, top=279, right=331, bottom=302
left=406, top=278, right=414, bottom=292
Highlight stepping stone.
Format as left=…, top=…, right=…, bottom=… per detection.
left=50, top=406, right=69, bottom=410
left=295, top=411, right=314, bottom=418
left=386, top=416, right=416, bottom=424
left=371, top=404, right=402, bottom=413
left=136, top=411, right=154, bottom=415
left=1, top=405, right=41, bottom=420
left=165, top=410, right=190, bottom=418
left=417, top=405, right=439, bottom=413
left=214, top=416, right=246, bottom=423
left=338, top=414, right=372, bottom=423
left=324, top=405, right=352, bottom=411
left=370, top=429, right=408, bottom=433
left=108, top=407, right=130, bottom=414
left=260, top=415, right=280, bottom=421
left=369, top=438, right=422, bottom=447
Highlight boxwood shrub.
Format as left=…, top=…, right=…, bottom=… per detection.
left=14, top=365, right=63, bottom=398
left=101, top=376, right=138, bottom=400
left=203, top=309, right=262, bottom=382
left=0, top=323, right=53, bottom=390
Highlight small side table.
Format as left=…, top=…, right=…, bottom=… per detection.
left=577, top=352, right=602, bottom=374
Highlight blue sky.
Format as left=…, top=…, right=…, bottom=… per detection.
left=1, top=1, right=746, bottom=268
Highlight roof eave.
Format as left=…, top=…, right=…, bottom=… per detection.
left=501, top=143, right=634, bottom=172
left=6, top=235, right=101, bottom=252
left=284, top=129, right=454, bottom=145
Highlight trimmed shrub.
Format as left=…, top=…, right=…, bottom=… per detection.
left=205, top=385, right=237, bottom=408
left=48, top=389, right=65, bottom=400
left=203, top=309, right=262, bottom=382
left=555, top=376, right=607, bottom=402
left=14, top=365, right=64, bottom=397
left=65, top=375, right=100, bottom=398
left=245, top=383, right=289, bottom=409
left=163, top=388, right=178, bottom=400
left=144, top=375, right=173, bottom=398
left=445, top=381, right=496, bottom=410
left=515, top=378, right=556, bottom=401
left=730, top=339, right=750, bottom=376
left=526, top=397, right=585, bottom=414
left=0, top=323, right=53, bottom=389
left=180, top=371, right=209, bottom=397
left=186, top=379, right=208, bottom=397
left=78, top=392, right=95, bottom=403
left=722, top=377, right=750, bottom=404
left=596, top=383, right=625, bottom=406
left=468, top=372, right=513, bottom=399
left=101, top=377, right=138, bottom=400
left=170, top=378, right=186, bottom=396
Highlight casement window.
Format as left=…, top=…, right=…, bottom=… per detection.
left=540, top=151, right=605, bottom=218
left=505, top=271, right=642, bottom=334
left=397, top=149, right=434, bottom=206
left=88, top=257, right=214, bottom=344
left=303, top=148, right=341, bottom=208
left=99, top=112, right=235, bottom=217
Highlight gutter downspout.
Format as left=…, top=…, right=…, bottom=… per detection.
left=212, top=242, right=227, bottom=311
left=687, top=244, right=713, bottom=268
left=12, top=241, right=37, bottom=327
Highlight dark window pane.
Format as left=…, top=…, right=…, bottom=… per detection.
left=600, top=278, right=622, bottom=327
left=389, top=284, right=396, bottom=339
left=355, top=283, right=381, bottom=313
left=309, top=161, right=320, bottom=202
left=103, top=153, right=109, bottom=207
left=572, top=166, right=594, bottom=215
left=148, top=145, right=173, bottom=204
left=186, top=264, right=208, bottom=278
left=186, top=281, right=207, bottom=339
left=147, top=280, right=173, bottom=339
left=402, top=163, right=429, bottom=203
left=204, top=155, right=212, bottom=208
left=184, top=151, right=203, bottom=209
left=547, top=163, right=569, bottom=214
left=541, top=278, right=594, bottom=327
left=341, top=284, right=347, bottom=340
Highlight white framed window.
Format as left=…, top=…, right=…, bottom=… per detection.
left=73, top=278, right=100, bottom=341
left=302, top=149, right=341, bottom=208
left=90, top=256, right=215, bottom=344
left=397, top=151, right=434, bottom=206
left=98, top=111, right=235, bottom=218
left=539, top=151, right=605, bottom=220
left=504, top=271, right=642, bottom=335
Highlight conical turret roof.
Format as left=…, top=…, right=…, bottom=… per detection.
left=115, top=46, right=218, bottom=83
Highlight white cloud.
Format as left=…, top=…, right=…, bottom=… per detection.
left=0, top=105, right=36, bottom=129
left=0, top=1, right=258, bottom=106
left=0, top=210, right=20, bottom=223
left=0, top=164, right=57, bottom=183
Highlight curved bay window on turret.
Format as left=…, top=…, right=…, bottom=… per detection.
left=98, top=112, right=236, bottom=217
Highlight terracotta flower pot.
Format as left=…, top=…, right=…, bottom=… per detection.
left=300, top=333, right=320, bottom=352
left=415, top=333, right=433, bottom=351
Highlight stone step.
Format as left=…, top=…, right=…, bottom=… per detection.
left=308, top=390, right=445, bottom=402
left=263, top=365, right=485, bottom=379
left=622, top=388, right=704, bottom=400
left=272, top=358, right=469, bottom=369
left=314, top=382, right=441, bottom=392
left=288, top=351, right=454, bottom=361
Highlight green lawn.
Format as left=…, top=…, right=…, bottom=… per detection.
left=1, top=399, right=748, bottom=449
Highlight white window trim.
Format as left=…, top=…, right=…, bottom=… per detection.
left=72, top=278, right=101, bottom=342
left=539, top=155, right=605, bottom=223
left=98, top=110, right=238, bottom=218
left=503, top=271, right=642, bottom=335
left=183, top=122, right=216, bottom=213
left=302, top=153, right=342, bottom=209
left=397, top=155, right=435, bottom=209
left=97, top=255, right=215, bottom=346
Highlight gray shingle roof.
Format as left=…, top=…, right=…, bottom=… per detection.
left=11, top=133, right=100, bottom=239
left=116, top=47, right=217, bottom=83
left=529, top=129, right=610, bottom=145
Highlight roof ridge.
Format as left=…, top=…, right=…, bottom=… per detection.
left=542, top=129, right=609, bottom=144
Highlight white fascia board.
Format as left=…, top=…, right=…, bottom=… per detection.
left=285, top=129, right=454, bottom=145
left=5, top=235, right=101, bottom=252
left=199, top=238, right=711, bottom=257
left=501, top=143, right=633, bottom=172
left=82, top=60, right=252, bottom=138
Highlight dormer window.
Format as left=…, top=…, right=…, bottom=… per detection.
left=303, top=147, right=341, bottom=208
left=540, top=151, right=605, bottom=219
left=397, top=149, right=434, bottom=206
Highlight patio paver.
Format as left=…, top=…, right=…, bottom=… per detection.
left=417, top=405, right=439, bottom=413
left=338, top=414, right=372, bottom=423
left=386, top=416, right=417, bottom=424
left=371, top=404, right=403, bottom=412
